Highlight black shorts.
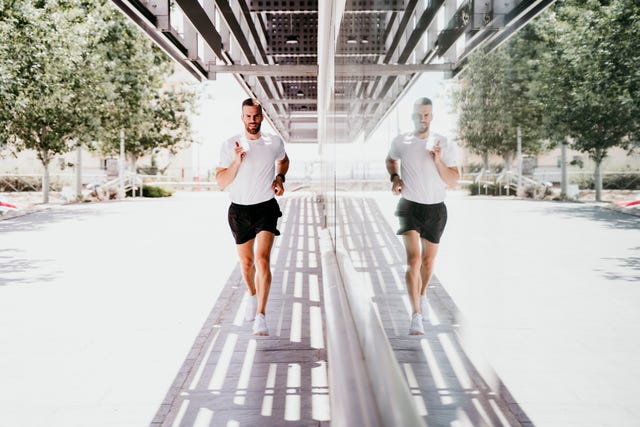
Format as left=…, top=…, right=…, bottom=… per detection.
left=228, top=198, right=282, bottom=245
left=395, top=198, right=447, bottom=244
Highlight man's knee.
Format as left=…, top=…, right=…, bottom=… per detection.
left=421, top=248, right=438, bottom=268
left=407, top=254, right=421, bottom=270
left=239, top=256, right=254, bottom=272
left=255, top=256, right=271, bottom=273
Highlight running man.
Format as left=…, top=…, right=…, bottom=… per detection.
left=385, top=97, right=459, bottom=335
left=216, top=98, right=290, bottom=336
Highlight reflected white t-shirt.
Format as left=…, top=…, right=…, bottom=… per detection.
left=388, top=132, right=457, bottom=204
left=218, top=133, right=286, bottom=205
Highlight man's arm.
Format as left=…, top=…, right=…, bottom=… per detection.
left=386, top=155, right=403, bottom=194
left=434, top=158, right=460, bottom=188
left=215, top=141, right=245, bottom=190
left=385, top=154, right=397, bottom=176
left=215, top=164, right=239, bottom=190
left=277, top=153, right=290, bottom=177
left=431, top=144, right=460, bottom=188
left=272, top=154, right=290, bottom=196
left=436, top=161, right=460, bottom=188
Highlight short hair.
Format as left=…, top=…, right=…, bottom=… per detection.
left=242, top=97, right=262, bottom=114
left=414, top=97, right=433, bottom=107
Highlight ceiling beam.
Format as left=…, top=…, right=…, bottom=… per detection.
left=111, top=0, right=206, bottom=81
left=207, top=63, right=454, bottom=77
left=268, top=98, right=393, bottom=105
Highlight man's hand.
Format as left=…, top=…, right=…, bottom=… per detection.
left=429, top=140, right=441, bottom=161
left=391, top=176, right=403, bottom=195
left=234, top=141, right=246, bottom=162
left=272, top=176, right=285, bottom=196
left=429, top=141, right=460, bottom=188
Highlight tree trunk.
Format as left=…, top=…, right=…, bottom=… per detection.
left=560, top=141, right=568, bottom=199
left=42, top=161, right=50, bottom=204
left=482, top=151, right=489, bottom=172
left=594, top=157, right=603, bottom=202
left=593, top=146, right=605, bottom=202
left=75, top=143, right=83, bottom=201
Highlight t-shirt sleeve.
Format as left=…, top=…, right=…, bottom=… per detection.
left=388, top=136, right=399, bottom=160
left=217, top=139, right=233, bottom=169
left=276, top=137, right=286, bottom=161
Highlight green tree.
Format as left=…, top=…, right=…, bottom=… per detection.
left=501, top=25, right=547, bottom=166
left=92, top=8, right=194, bottom=170
left=454, top=27, right=546, bottom=174
left=0, top=0, right=102, bottom=202
left=0, top=0, right=195, bottom=202
left=455, top=49, right=509, bottom=171
left=101, top=89, right=195, bottom=171
left=534, top=0, right=640, bottom=200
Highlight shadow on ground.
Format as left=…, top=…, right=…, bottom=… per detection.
left=151, top=197, right=329, bottom=427
left=336, top=197, right=533, bottom=426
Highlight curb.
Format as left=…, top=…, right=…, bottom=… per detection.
left=580, top=201, right=640, bottom=218
left=0, top=205, right=53, bottom=221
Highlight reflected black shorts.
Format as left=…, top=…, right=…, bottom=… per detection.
left=228, top=198, right=282, bottom=245
left=395, top=198, right=447, bottom=244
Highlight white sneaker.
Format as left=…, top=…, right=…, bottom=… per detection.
left=245, top=293, right=257, bottom=322
left=409, top=313, right=425, bottom=335
left=252, top=313, right=269, bottom=336
left=420, top=295, right=428, bottom=322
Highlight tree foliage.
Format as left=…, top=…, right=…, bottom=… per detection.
left=92, top=8, right=195, bottom=165
left=455, top=49, right=509, bottom=168
left=0, top=0, right=195, bottom=201
left=454, top=25, right=545, bottom=170
left=0, top=1, right=98, bottom=163
left=454, top=0, right=640, bottom=201
left=534, top=0, right=640, bottom=199
left=536, top=0, right=639, bottom=158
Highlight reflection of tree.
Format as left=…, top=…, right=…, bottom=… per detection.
left=454, top=25, right=545, bottom=172
left=454, top=0, right=640, bottom=203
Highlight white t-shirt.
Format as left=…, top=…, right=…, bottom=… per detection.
left=218, top=133, right=286, bottom=205
left=388, top=131, right=457, bottom=204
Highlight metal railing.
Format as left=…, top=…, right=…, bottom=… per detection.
left=464, top=170, right=552, bottom=196
left=92, top=173, right=143, bottom=198
left=0, top=173, right=106, bottom=192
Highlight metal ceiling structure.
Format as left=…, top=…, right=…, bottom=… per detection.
left=111, top=0, right=556, bottom=144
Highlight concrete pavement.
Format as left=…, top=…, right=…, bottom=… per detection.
left=0, top=192, right=239, bottom=427
left=1, top=190, right=638, bottom=426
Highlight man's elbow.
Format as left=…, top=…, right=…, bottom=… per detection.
left=385, top=157, right=396, bottom=171
left=215, top=171, right=227, bottom=190
left=448, top=170, right=460, bottom=187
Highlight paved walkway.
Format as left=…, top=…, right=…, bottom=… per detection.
left=152, top=196, right=331, bottom=427
left=4, top=191, right=637, bottom=426
left=152, top=194, right=522, bottom=426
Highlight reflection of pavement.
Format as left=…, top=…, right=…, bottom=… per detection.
left=337, top=195, right=524, bottom=426
left=370, top=190, right=640, bottom=427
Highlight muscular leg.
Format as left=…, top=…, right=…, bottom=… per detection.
left=236, top=239, right=256, bottom=296
left=254, top=231, right=275, bottom=315
left=403, top=230, right=422, bottom=315
left=420, top=238, right=439, bottom=296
